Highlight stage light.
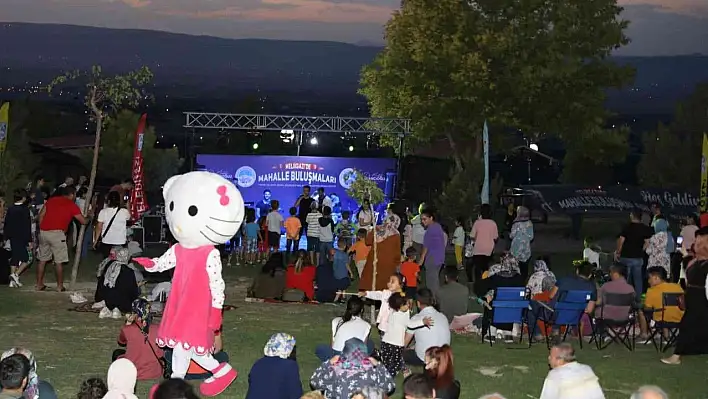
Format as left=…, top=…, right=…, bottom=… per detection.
left=529, top=143, right=539, bottom=151
left=252, top=143, right=259, bottom=150
left=310, top=137, right=318, bottom=145
left=348, top=145, right=354, bottom=152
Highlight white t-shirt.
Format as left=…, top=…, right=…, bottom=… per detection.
left=331, top=316, right=371, bottom=352
left=98, top=207, right=130, bottom=245
left=384, top=310, right=426, bottom=347
left=266, top=211, right=284, bottom=233
left=411, top=215, right=425, bottom=244
left=407, top=306, right=450, bottom=361
left=453, top=226, right=465, bottom=246
left=306, top=212, right=322, bottom=238
left=583, top=248, right=600, bottom=267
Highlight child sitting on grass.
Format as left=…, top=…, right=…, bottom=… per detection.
left=348, top=229, right=371, bottom=279
left=360, top=273, right=406, bottom=337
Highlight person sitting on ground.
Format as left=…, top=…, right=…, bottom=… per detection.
left=112, top=298, right=165, bottom=380
left=76, top=378, right=108, bottom=399
left=638, top=267, right=684, bottom=342
left=152, top=379, right=199, bottom=399
left=104, top=359, right=139, bottom=399
left=310, top=338, right=395, bottom=399
left=0, top=348, right=57, bottom=399
left=246, top=333, right=303, bottom=399
left=248, top=252, right=286, bottom=299
left=94, top=247, right=141, bottom=319
left=0, top=354, right=30, bottom=399
left=285, top=250, right=317, bottom=301
left=424, top=345, right=460, bottom=399
left=403, top=373, right=435, bottom=399
left=315, top=296, right=374, bottom=361
left=630, top=385, right=668, bottom=399
left=404, top=289, right=451, bottom=367
left=539, top=343, right=605, bottom=399
left=437, top=266, right=469, bottom=323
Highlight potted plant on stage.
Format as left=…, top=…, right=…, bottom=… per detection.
left=345, top=169, right=385, bottom=322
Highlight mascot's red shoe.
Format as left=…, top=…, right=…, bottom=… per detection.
left=199, top=363, right=238, bottom=397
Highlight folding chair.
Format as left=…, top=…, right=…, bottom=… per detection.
left=645, top=292, right=683, bottom=352
left=481, top=287, right=531, bottom=347
left=593, top=292, right=637, bottom=351
left=536, top=290, right=592, bottom=349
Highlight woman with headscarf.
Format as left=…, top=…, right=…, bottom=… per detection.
left=475, top=253, right=525, bottom=342
left=310, top=338, right=395, bottom=399
left=359, top=213, right=402, bottom=291
left=94, top=247, right=141, bottom=319
left=526, top=256, right=556, bottom=296
left=0, top=348, right=57, bottom=399
left=646, top=217, right=672, bottom=277
left=103, top=358, right=138, bottom=399
left=246, top=333, right=302, bottom=399
left=112, top=298, right=165, bottom=380
left=510, top=206, right=534, bottom=280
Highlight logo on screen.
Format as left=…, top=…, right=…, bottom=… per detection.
left=339, top=168, right=357, bottom=189
left=234, top=166, right=257, bottom=188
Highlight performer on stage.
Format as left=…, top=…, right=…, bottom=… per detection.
left=134, top=171, right=245, bottom=397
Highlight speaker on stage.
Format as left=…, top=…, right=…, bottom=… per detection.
left=143, top=215, right=164, bottom=243
left=131, top=227, right=145, bottom=249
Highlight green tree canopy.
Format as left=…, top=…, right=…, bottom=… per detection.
left=360, top=0, right=634, bottom=189
left=0, top=103, right=40, bottom=196
left=638, top=83, right=708, bottom=191
left=80, top=110, right=182, bottom=192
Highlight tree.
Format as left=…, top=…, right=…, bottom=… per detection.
left=49, top=66, right=153, bottom=287
left=345, top=170, right=385, bottom=322
left=360, top=0, right=634, bottom=211
left=0, top=103, right=39, bottom=197
left=638, top=83, right=708, bottom=191
left=79, top=110, right=182, bottom=192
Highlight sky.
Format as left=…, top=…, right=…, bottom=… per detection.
left=2, top=0, right=707, bottom=55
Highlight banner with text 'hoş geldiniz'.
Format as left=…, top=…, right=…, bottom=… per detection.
left=196, top=154, right=396, bottom=212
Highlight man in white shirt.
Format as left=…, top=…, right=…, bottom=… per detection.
left=404, top=288, right=450, bottom=366
left=540, top=343, right=605, bottom=399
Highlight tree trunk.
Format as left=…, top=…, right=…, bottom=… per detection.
left=69, top=109, right=103, bottom=288
left=445, top=132, right=464, bottom=172
left=370, top=200, right=378, bottom=324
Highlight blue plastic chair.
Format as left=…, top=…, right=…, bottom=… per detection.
left=483, top=287, right=531, bottom=347
left=546, top=290, right=592, bottom=348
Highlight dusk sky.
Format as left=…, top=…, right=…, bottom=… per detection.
left=2, top=0, right=707, bottom=55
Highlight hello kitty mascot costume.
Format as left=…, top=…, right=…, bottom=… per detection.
left=134, top=171, right=244, bottom=397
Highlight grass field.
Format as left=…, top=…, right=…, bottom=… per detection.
left=0, top=239, right=707, bottom=399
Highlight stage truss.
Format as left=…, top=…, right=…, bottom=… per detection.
left=184, top=112, right=410, bottom=136
left=184, top=112, right=412, bottom=195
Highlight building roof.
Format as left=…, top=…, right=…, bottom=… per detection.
left=33, top=135, right=95, bottom=150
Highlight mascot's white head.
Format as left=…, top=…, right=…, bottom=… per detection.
left=162, top=171, right=245, bottom=248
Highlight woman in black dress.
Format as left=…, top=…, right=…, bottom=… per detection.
left=662, top=230, right=708, bottom=365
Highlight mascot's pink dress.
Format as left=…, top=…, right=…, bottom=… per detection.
left=135, top=171, right=244, bottom=397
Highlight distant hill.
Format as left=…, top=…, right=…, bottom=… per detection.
left=1, top=22, right=708, bottom=112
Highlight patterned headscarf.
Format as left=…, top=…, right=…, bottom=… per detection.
left=130, top=298, right=152, bottom=334
left=103, top=247, right=130, bottom=288
left=527, top=259, right=556, bottom=295
left=375, top=213, right=401, bottom=243
left=332, top=338, right=374, bottom=377
left=514, top=206, right=530, bottom=222
left=264, top=333, right=296, bottom=359
left=488, top=253, right=521, bottom=277
left=1, top=347, right=39, bottom=399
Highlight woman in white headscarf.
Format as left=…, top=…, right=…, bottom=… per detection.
left=246, top=333, right=302, bottom=399
left=527, top=256, right=556, bottom=296
left=0, top=347, right=57, bottom=399
left=103, top=359, right=138, bottom=399
left=94, top=247, right=141, bottom=318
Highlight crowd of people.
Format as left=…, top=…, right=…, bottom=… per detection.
left=2, top=177, right=706, bottom=398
